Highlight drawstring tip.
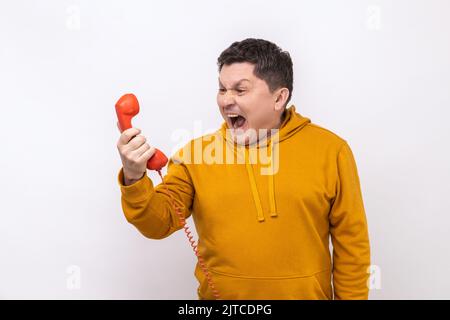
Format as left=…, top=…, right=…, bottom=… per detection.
left=270, top=212, right=278, bottom=217
left=257, top=216, right=265, bottom=222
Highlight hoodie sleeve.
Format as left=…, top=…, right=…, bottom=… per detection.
left=329, top=142, right=371, bottom=300
left=117, top=156, right=194, bottom=240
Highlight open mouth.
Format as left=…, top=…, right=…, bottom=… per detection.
left=228, top=114, right=247, bottom=129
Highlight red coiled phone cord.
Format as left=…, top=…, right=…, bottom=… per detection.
left=157, top=170, right=221, bottom=300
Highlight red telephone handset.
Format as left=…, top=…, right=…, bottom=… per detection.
left=115, top=93, right=168, bottom=171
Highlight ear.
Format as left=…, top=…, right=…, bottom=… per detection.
left=273, top=88, right=290, bottom=111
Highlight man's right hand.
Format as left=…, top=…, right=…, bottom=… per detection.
left=116, top=122, right=156, bottom=185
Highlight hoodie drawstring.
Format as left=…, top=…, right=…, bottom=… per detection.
left=245, top=158, right=265, bottom=222
left=268, top=139, right=278, bottom=218
left=244, top=139, right=278, bottom=222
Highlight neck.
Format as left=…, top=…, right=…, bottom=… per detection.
left=264, top=109, right=286, bottom=141
left=273, top=109, right=286, bottom=129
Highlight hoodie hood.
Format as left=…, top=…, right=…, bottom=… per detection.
left=219, top=105, right=311, bottom=222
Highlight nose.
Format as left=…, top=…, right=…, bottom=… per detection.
left=219, top=90, right=236, bottom=107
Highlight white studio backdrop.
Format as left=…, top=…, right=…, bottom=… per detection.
left=0, top=0, right=449, bottom=299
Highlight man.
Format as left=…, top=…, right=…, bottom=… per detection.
left=116, top=38, right=371, bottom=300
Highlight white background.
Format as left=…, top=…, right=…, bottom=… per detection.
left=1, top=0, right=449, bottom=299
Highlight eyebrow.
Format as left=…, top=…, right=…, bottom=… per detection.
left=218, top=78, right=251, bottom=87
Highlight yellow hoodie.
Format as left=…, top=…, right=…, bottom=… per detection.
left=117, top=105, right=371, bottom=300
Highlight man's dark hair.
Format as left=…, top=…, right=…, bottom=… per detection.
left=217, top=38, right=293, bottom=107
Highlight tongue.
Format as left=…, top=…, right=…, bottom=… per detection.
left=234, top=115, right=246, bottom=128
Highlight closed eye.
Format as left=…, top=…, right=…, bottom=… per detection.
left=218, top=88, right=246, bottom=95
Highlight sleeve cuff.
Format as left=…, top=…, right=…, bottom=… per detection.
left=117, top=167, right=154, bottom=202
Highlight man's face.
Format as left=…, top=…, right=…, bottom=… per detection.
left=217, top=62, right=284, bottom=145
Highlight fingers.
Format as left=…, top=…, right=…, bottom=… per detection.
left=131, top=142, right=150, bottom=158
left=118, top=127, right=141, bottom=146
left=137, top=146, right=157, bottom=162
left=127, top=134, right=147, bottom=151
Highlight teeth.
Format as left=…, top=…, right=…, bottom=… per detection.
left=228, top=114, right=239, bottom=118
